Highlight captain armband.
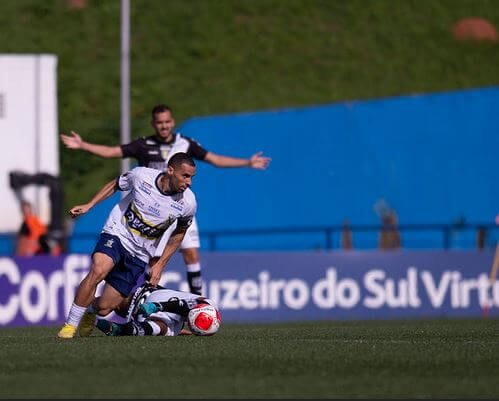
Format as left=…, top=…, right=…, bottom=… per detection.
left=177, top=215, right=193, bottom=229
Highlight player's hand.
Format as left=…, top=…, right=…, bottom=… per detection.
left=249, top=151, right=271, bottom=170
left=60, top=130, right=83, bottom=149
left=69, top=204, right=91, bottom=218
left=146, top=263, right=162, bottom=287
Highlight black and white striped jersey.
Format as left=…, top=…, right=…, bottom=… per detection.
left=121, top=133, right=208, bottom=171
left=126, top=284, right=217, bottom=336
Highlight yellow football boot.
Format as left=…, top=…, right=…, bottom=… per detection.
left=57, top=323, right=77, bottom=339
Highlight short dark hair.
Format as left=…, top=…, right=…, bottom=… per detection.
left=168, top=152, right=195, bottom=169
left=151, top=104, right=172, bottom=118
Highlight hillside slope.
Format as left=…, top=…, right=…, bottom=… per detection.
left=0, top=0, right=498, bottom=207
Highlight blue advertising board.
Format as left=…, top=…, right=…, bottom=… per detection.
left=0, top=250, right=498, bottom=327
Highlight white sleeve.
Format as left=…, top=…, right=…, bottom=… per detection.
left=187, top=198, right=197, bottom=219
left=116, top=168, right=137, bottom=191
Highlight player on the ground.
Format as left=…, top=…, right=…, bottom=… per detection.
left=60, top=104, right=271, bottom=295
left=57, top=152, right=197, bottom=339
left=95, top=283, right=221, bottom=337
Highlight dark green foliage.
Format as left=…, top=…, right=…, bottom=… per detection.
left=1, top=0, right=498, bottom=207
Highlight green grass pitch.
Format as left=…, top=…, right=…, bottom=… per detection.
left=1, top=318, right=498, bottom=399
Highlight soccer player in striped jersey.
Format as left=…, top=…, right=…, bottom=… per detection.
left=60, top=104, right=271, bottom=296
left=58, top=153, right=197, bottom=339
left=95, top=283, right=220, bottom=337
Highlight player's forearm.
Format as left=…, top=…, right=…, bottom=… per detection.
left=80, top=142, right=122, bottom=158
left=207, top=154, right=250, bottom=168
left=87, top=180, right=118, bottom=208
left=156, top=229, right=186, bottom=266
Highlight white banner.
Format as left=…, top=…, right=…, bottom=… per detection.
left=0, top=54, right=59, bottom=231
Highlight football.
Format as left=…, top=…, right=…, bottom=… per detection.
left=187, top=304, right=221, bottom=336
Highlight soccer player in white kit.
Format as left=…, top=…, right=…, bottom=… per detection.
left=58, top=153, right=197, bottom=339
left=95, top=283, right=220, bottom=337
left=60, top=104, right=271, bottom=295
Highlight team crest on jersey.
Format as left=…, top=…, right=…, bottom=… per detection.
left=104, top=238, right=114, bottom=248
left=160, top=148, right=169, bottom=160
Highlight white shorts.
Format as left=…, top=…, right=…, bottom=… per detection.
left=153, top=216, right=200, bottom=257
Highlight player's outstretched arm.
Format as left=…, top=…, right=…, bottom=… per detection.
left=69, top=179, right=118, bottom=219
left=204, top=151, right=271, bottom=169
left=60, top=130, right=123, bottom=158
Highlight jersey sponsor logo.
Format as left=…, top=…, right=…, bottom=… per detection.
left=148, top=150, right=159, bottom=155
left=124, top=202, right=173, bottom=239
left=170, top=202, right=183, bottom=212
left=146, top=140, right=156, bottom=145
left=148, top=205, right=161, bottom=217
left=139, top=181, right=152, bottom=195
left=104, top=238, right=114, bottom=248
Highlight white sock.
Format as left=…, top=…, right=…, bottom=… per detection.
left=66, top=303, right=87, bottom=327
left=186, top=262, right=201, bottom=273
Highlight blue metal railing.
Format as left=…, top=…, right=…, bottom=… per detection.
left=1, top=223, right=497, bottom=254
left=199, top=223, right=499, bottom=251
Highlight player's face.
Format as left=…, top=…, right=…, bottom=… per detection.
left=168, top=163, right=196, bottom=193
left=151, top=111, right=175, bottom=141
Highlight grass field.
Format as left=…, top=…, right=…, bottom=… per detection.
left=1, top=318, right=498, bottom=399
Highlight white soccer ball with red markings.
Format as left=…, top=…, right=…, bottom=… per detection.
left=187, top=304, right=221, bottom=336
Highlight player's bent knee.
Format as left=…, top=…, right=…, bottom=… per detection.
left=96, top=308, right=113, bottom=317
left=88, top=260, right=115, bottom=282
left=95, top=299, right=122, bottom=316
left=92, top=252, right=115, bottom=274
left=86, top=268, right=108, bottom=284
left=94, top=292, right=124, bottom=316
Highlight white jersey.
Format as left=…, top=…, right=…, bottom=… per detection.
left=120, top=134, right=207, bottom=253
left=101, top=167, right=197, bottom=263
left=128, top=287, right=217, bottom=336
